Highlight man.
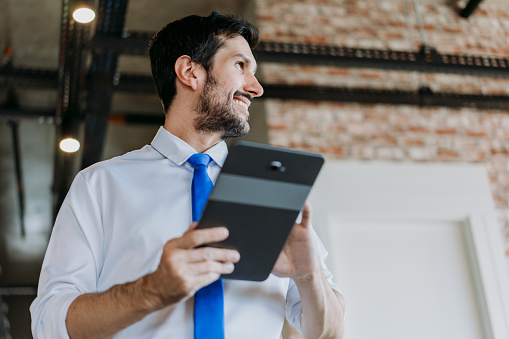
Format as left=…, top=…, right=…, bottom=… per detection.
left=31, top=12, right=345, bottom=338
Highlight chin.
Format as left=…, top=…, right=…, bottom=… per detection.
left=221, top=123, right=250, bottom=140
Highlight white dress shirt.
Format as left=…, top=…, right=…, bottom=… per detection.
left=30, top=127, right=339, bottom=339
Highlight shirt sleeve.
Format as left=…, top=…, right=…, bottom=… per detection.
left=285, top=225, right=340, bottom=334
left=30, top=172, right=104, bottom=339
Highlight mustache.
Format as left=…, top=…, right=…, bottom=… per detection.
left=234, top=91, right=253, bottom=103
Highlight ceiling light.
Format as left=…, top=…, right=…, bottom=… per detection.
left=60, top=138, right=81, bottom=153
left=72, top=7, right=96, bottom=23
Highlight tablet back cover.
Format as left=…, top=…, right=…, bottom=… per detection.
left=197, top=141, right=324, bottom=281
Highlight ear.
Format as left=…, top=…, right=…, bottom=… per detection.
left=174, top=55, right=204, bottom=91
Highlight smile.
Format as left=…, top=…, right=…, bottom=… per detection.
left=234, top=99, right=249, bottom=110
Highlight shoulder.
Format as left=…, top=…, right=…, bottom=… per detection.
left=79, top=144, right=164, bottom=182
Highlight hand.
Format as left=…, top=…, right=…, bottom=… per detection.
left=144, top=223, right=240, bottom=309
left=272, top=202, right=322, bottom=281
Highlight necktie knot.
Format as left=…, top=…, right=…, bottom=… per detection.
left=187, top=153, right=212, bottom=168
left=188, top=153, right=213, bottom=223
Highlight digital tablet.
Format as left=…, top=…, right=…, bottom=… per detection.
left=196, top=141, right=325, bottom=281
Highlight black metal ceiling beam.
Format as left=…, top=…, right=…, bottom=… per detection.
left=0, top=286, right=38, bottom=296
left=53, top=0, right=90, bottom=216
left=3, top=70, right=509, bottom=111
left=0, top=108, right=164, bottom=125
left=262, top=84, right=509, bottom=111
left=0, top=67, right=58, bottom=88
left=0, top=107, right=55, bottom=117
left=90, top=34, right=509, bottom=79
left=91, top=31, right=150, bottom=55
left=114, top=75, right=509, bottom=110
left=114, top=73, right=154, bottom=93
left=460, top=0, right=484, bottom=18
left=81, top=0, right=130, bottom=169
left=254, top=41, right=509, bottom=78
left=109, top=113, right=164, bottom=125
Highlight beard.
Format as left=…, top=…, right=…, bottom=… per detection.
left=193, top=73, right=251, bottom=139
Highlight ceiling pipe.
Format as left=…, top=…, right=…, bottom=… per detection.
left=2, top=88, right=26, bottom=237
left=81, top=0, right=130, bottom=169
left=52, top=0, right=91, bottom=217
left=8, top=119, right=25, bottom=237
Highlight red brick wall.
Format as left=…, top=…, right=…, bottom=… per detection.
left=255, top=2, right=509, bottom=336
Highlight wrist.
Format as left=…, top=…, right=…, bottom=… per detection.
left=110, top=273, right=166, bottom=318
left=135, top=272, right=167, bottom=312
left=291, top=257, right=323, bottom=284
left=293, top=268, right=327, bottom=291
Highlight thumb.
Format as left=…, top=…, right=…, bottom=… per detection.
left=299, top=202, right=311, bottom=227
left=188, top=221, right=199, bottom=231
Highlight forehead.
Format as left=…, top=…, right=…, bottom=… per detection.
left=213, top=35, right=257, bottom=68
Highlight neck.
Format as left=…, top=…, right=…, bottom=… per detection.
left=163, top=109, right=222, bottom=153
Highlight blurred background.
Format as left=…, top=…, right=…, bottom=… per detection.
left=1, top=0, right=509, bottom=338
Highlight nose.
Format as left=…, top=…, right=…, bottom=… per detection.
left=245, top=72, right=264, bottom=98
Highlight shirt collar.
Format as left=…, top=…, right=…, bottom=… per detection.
left=150, top=126, right=228, bottom=167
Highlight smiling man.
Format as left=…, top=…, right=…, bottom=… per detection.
left=30, top=12, right=345, bottom=339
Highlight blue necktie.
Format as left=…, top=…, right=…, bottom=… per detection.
left=187, top=153, right=224, bottom=339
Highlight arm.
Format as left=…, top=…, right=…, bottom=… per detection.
left=272, top=203, right=346, bottom=339
left=65, top=224, right=240, bottom=339
left=30, top=173, right=239, bottom=338
left=294, top=270, right=345, bottom=338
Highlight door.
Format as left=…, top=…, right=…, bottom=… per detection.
left=308, top=161, right=509, bottom=339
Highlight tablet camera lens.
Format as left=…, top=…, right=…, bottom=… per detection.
left=270, top=161, right=286, bottom=172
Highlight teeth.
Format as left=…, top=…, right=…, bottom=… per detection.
left=234, top=99, right=248, bottom=110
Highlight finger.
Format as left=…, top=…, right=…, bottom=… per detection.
left=187, top=222, right=199, bottom=232
left=188, top=260, right=235, bottom=276
left=180, top=227, right=229, bottom=249
left=186, top=247, right=240, bottom=263
left=299, top=202, right=311, bottom=226
left=190, top=273, right=224, bottom=292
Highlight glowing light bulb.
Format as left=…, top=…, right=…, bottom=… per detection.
left=60, top=138, right=80, bottom=153
left=72, top=8, right=96, bottom=23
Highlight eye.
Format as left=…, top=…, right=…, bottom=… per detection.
left=235, top=61, right=244, bottom=72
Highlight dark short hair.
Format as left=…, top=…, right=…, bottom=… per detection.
left=149, top=11, right=260, bottom=113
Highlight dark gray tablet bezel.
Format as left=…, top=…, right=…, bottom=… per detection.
left=196, top=141, right=325, bottom=281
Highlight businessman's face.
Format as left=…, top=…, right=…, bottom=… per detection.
left=193, top=35, right=263, bottom=139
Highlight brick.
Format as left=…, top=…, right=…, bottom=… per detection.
left=466, top=151, right=489, bottom=162
left=492, top=149, right=509, bottom=158
left=257, top=14, right=276, bottom=21
left=466, top=129, right=489, bottom=137
left=267, top=123, right=289, bottom=130
left=437, top=149, right=460, bottom=158
left=403, top=138, right=425, bottom=146
left=408, top=126, right=430, bottom=134
left=365, top=113, right=388, bottom=121
left=325, top=125, right=347, bottom=132
left=376, top=147, right=404, bottom=159
left=318, top=146, right=345, bottom=155
left=443, top=26, right=465, bottom=34
left=326, top=68, right=351, bottom=76
left=371, top=135, right=397, bottom=145
left=493, top=194, right=508, bottom=207
left=435, top=128, right=458, bottom=135
left=358, top=71, right=384, bottom=79
left=407, top=147, right=434, bottom=161
left=303, top=36, right=329, bottom=45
